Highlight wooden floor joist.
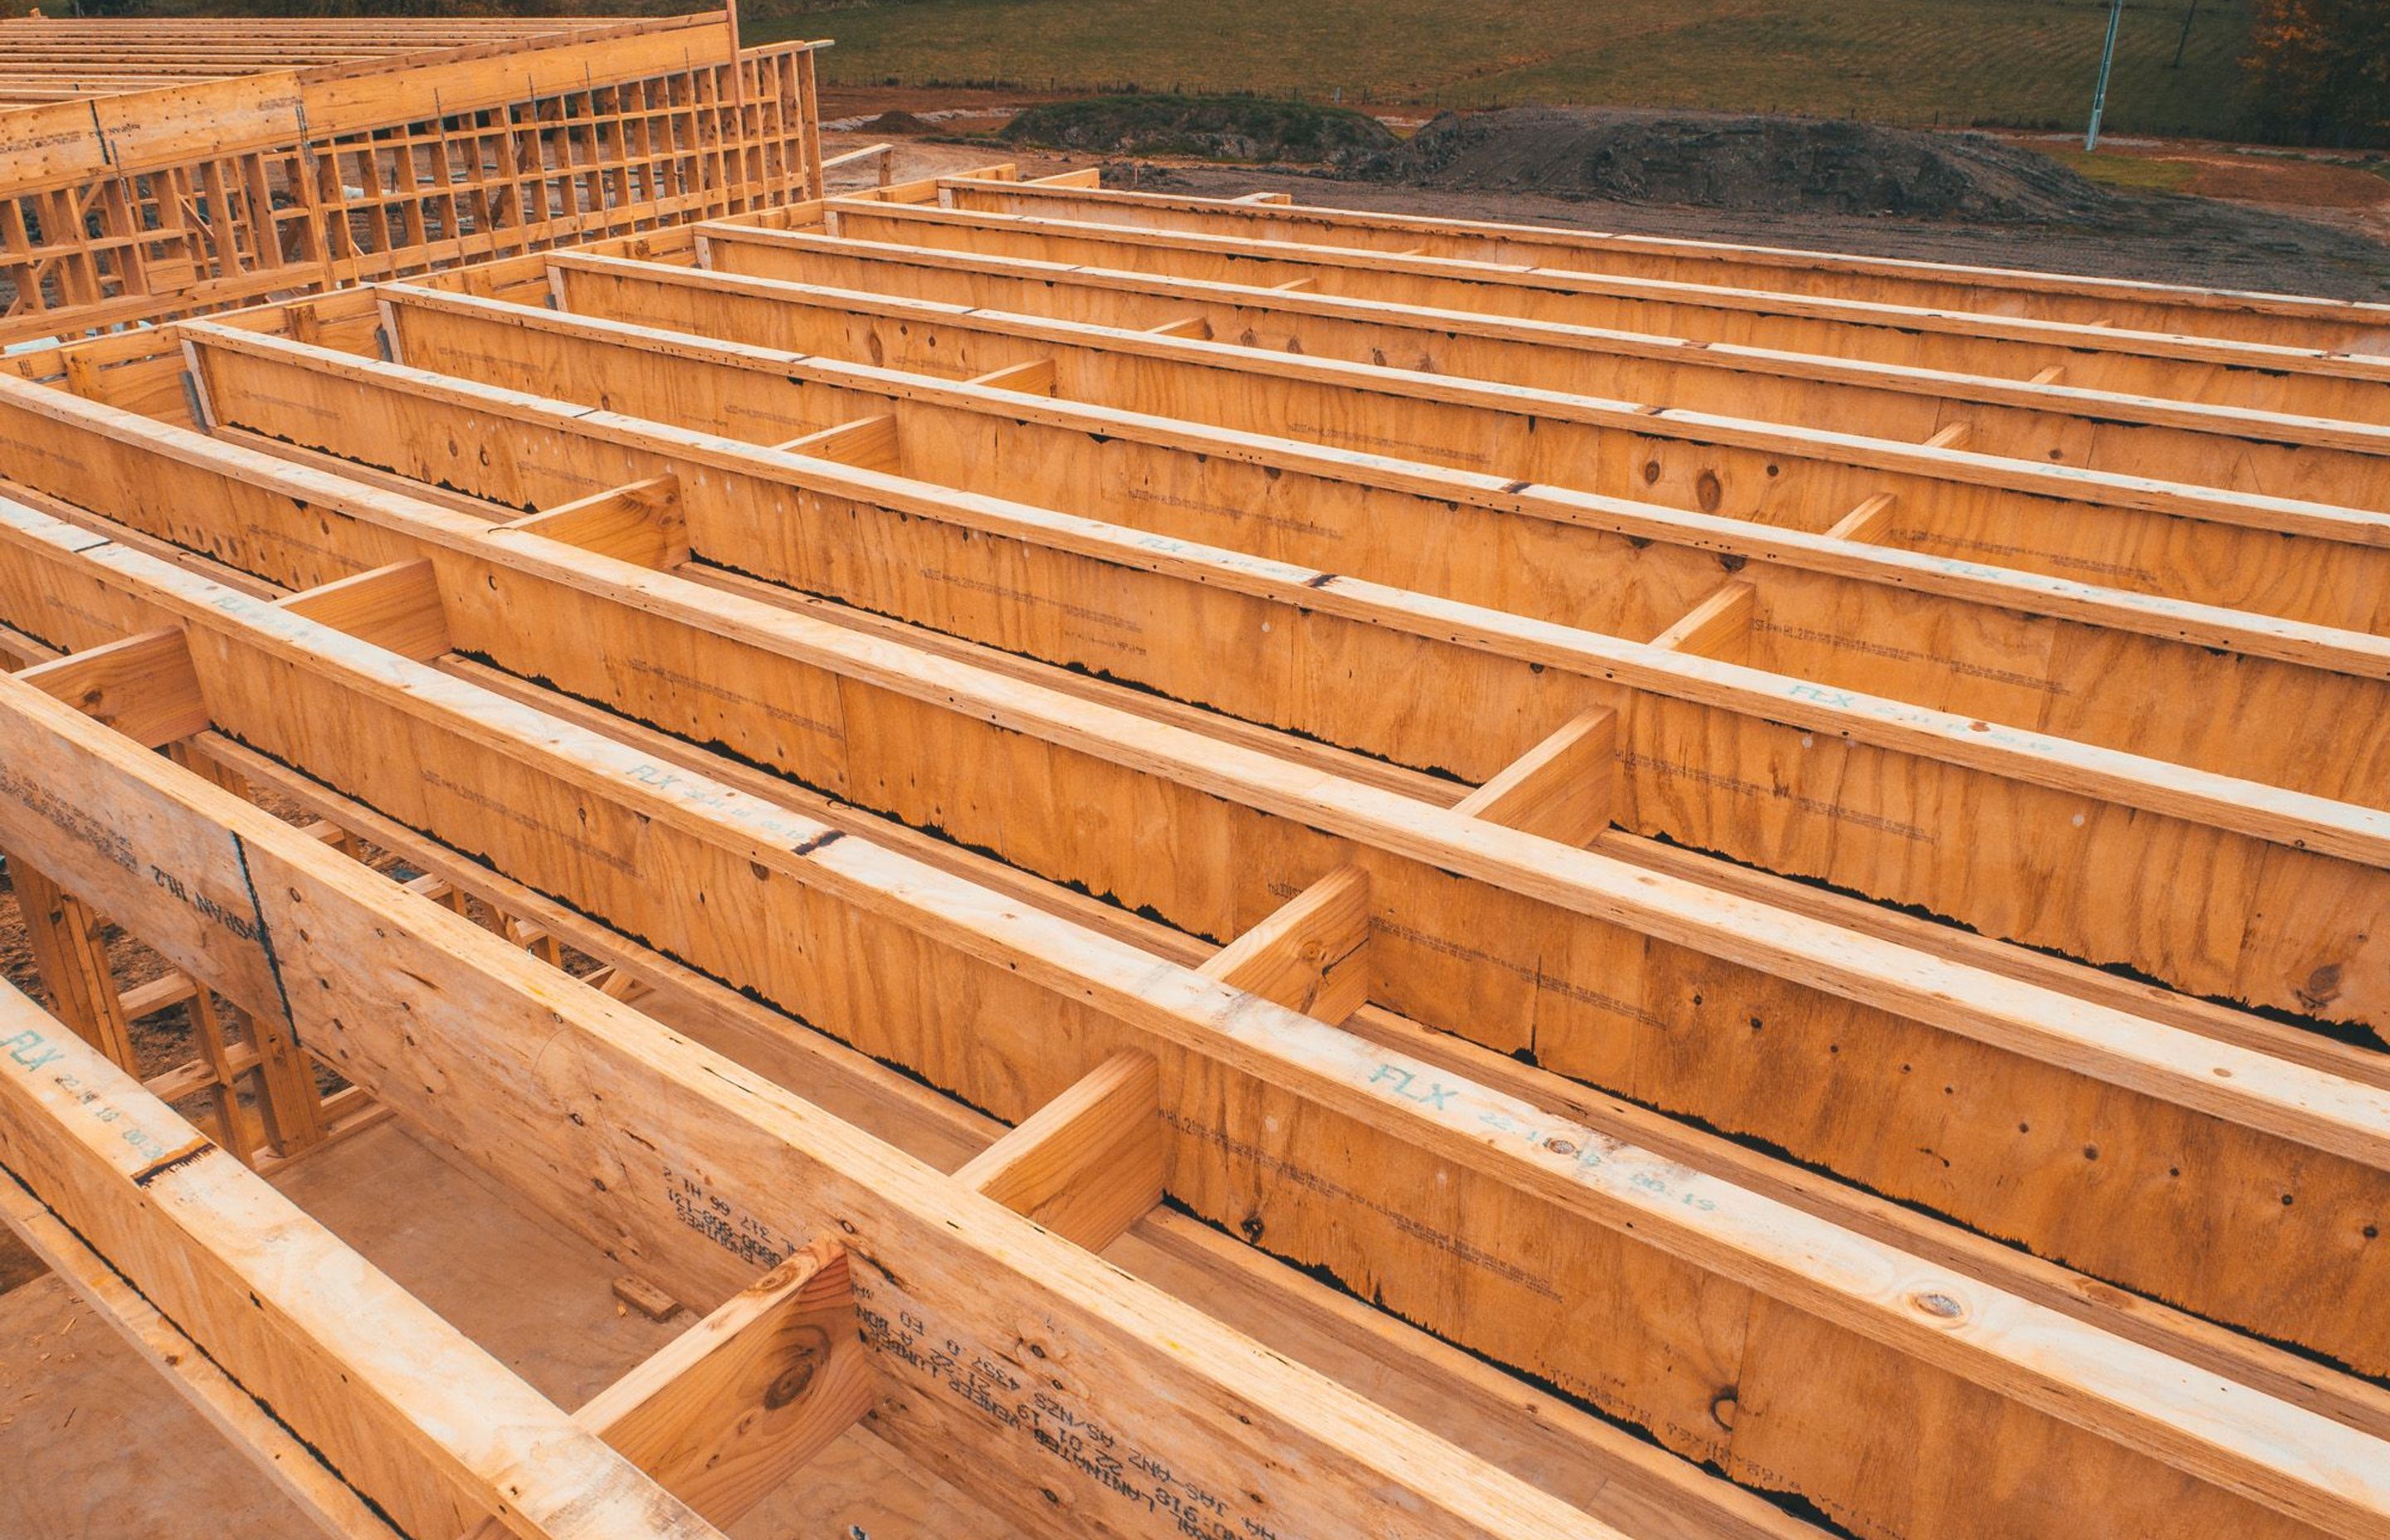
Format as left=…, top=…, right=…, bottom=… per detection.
left=6, top=501, right=2390, bottom=1540
left=925, top=179, right=2390, bottom=353
left=6, top=165, right=2390, bottom=1539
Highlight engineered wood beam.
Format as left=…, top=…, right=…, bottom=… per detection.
left=187, top=658, right=2390, bottom=1460
left=167, top=320, right=2390, bottom=1026
left=0, top=639, right=1629, bottom=1540
left=0, top=977, right=726, bottom=1540
left=1, top=500, right=2386, bottom=1540
left=954, top=1050, right=1164, bottom=1251
left=744, top=197, right=2390, bottom=427
left=21, top=353, right=2390, bottom=1385
left=929, top=179, right=2390, bottom=354
left=539, top=252, right=2390, bottom=648
left=183, top=724, right=1817, bottom=1540
left=698, top=216, right=2390, bottom=507
left=596, top=236, right=2390, bottom=626
left=0, top=1172, right=406, bottom=1540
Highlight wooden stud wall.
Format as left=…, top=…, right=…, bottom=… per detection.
left=2, top=168, right=2389, bottom=1539
left=0, top=13, right=826, bottom=345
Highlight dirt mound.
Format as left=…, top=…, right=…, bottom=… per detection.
left=1002, top=95, right=1396, bottom=168
left=1360, top=107, right=2117, bottom=222
left=858, top=110, right=934, bottom=135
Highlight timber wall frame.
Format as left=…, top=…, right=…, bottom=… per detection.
left=2, top=166, right=2390, bottom=1538
left=0, top=12, right=828, bottom=346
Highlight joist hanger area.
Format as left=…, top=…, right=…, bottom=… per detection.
left=2, top=163, right=2390, bottom=1539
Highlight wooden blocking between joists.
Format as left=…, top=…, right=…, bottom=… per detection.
left=1452, top=708, right=1617, bottom=849
left=776, top=412, right=900, bottom=473
left=576, top=1240, right=877, bottom=1530
left=276, top=558, right=452, bottom=661
left=1198, top=865, right=1373, bottom=1024
left=969, top=356, right=1057, bottom=396
left=1648, top=581, right=1755, bottom=663
left=13, top=627, right=209, bottom=748
left=1824, top=492, right=1897, bottom=543
left=954, top=1050, right=1165, bottom=1253
left=501, top=475, right=690, bottom=569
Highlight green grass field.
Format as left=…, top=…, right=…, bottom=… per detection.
left=758, top=0, right=2256, bottom=139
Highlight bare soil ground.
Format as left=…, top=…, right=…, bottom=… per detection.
left=831, top=88, right=2390, bottom=300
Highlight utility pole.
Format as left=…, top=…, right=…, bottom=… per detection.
left=2086, top=0, right=2124, bottom=152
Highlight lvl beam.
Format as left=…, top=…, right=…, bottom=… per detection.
left=0, top=592, right=1684, bottom=1540
left=726, top=204, right=2390, bottom=423
left=171, top=319, right=2390, bottom=1043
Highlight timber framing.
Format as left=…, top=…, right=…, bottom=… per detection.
left=0, top=12, right=827, bottom=345
left=2, top=165, right=2388, bottom=1538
